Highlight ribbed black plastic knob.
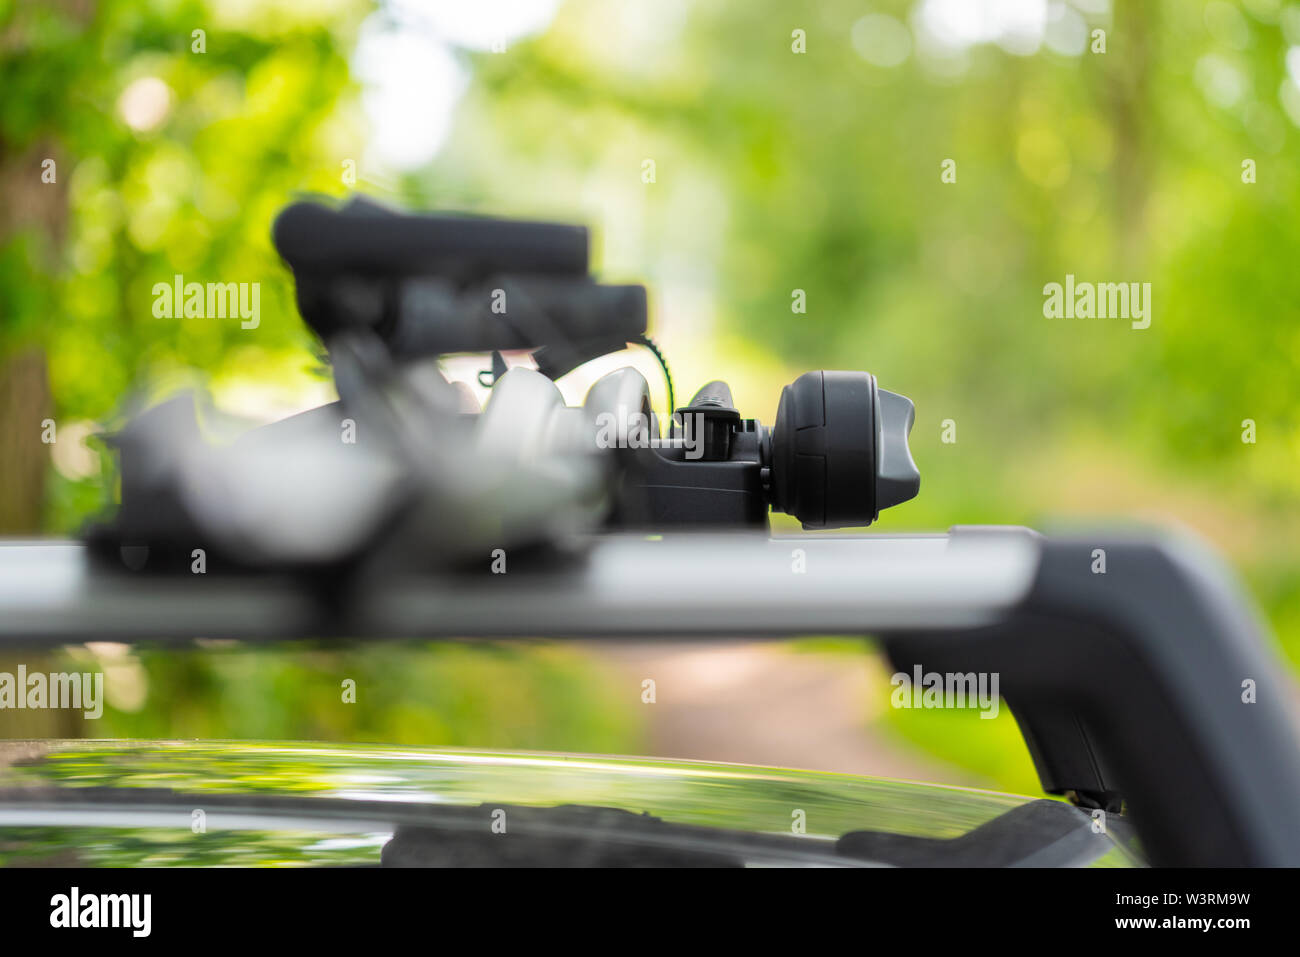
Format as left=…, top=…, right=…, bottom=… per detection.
left=769, top=370, right=918, bottom=528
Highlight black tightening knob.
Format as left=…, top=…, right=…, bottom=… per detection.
left=676, top=380, right=741, bottom=461
left=769, top=370, right=919, bottom=528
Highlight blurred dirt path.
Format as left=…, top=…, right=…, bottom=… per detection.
left=593, top=642, right=977, bottom=784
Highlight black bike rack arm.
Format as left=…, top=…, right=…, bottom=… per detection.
left=883, top=530, right=1300, bottom=866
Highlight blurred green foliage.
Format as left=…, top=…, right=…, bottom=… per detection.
left=60, top=641, right=642, bottom=755
left=2, top=0, right=1297, bottom=794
